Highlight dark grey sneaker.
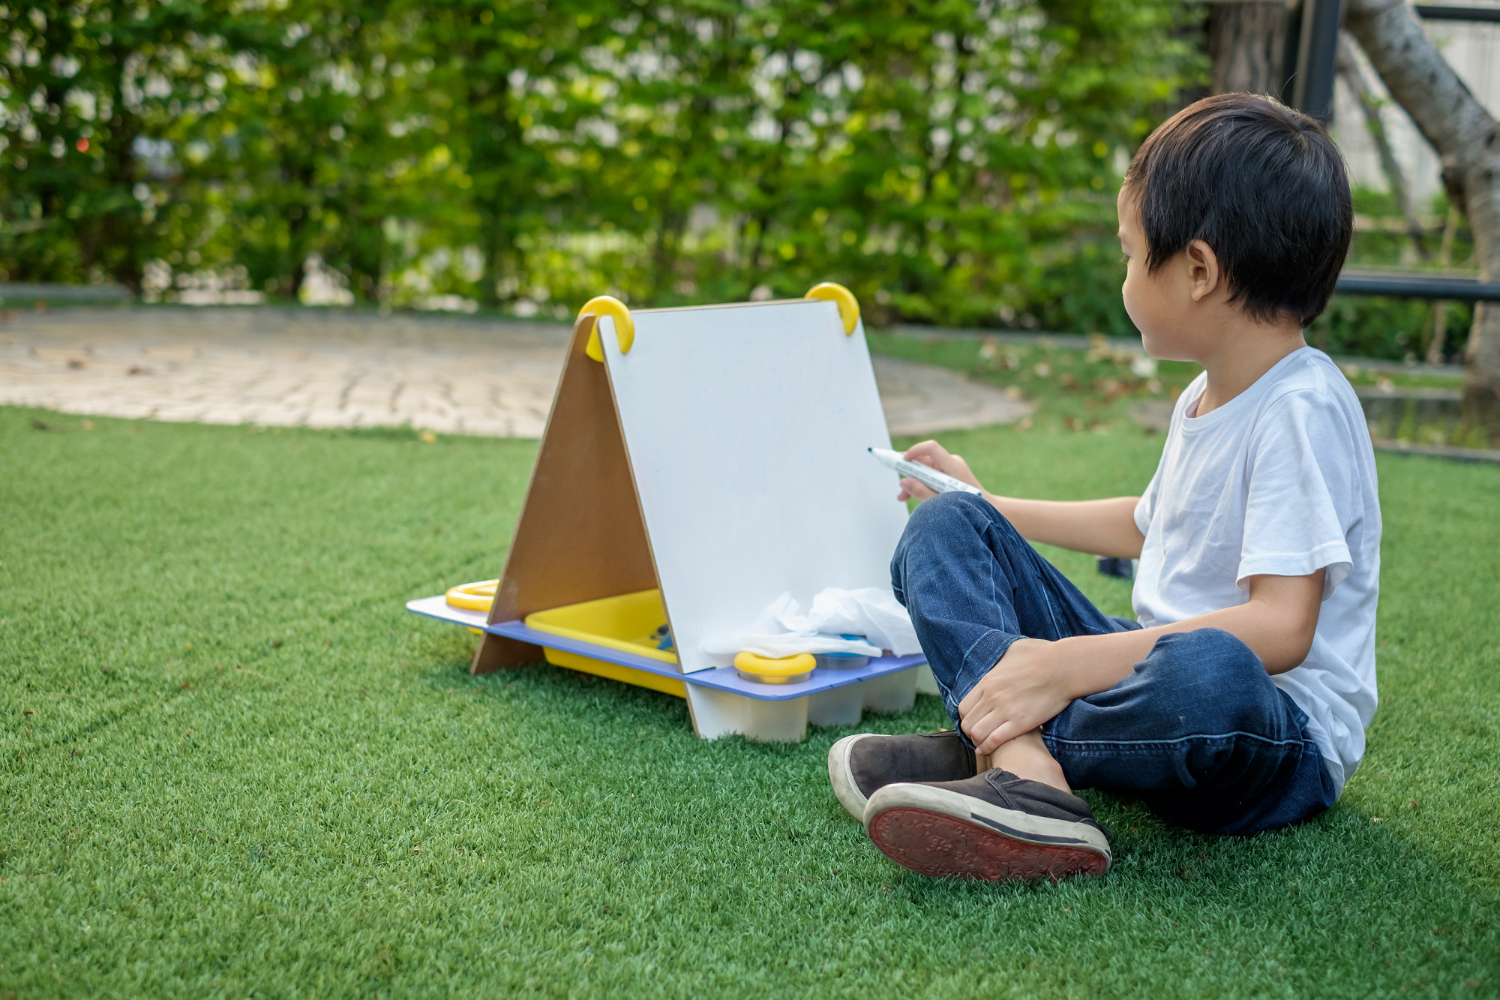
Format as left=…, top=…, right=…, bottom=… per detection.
left=827, top=731, right=976, bottom=820
left=863, top=770, right=1111, bottom=881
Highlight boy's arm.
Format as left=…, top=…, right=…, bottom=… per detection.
left=900, top=441, right=1144, bottom=558
left=959, top=569, right=1326, bottom=756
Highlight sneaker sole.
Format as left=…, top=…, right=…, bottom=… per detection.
left=864, top=782, right=1111, bottom=882
left=828, top=733, right=875, bottom=821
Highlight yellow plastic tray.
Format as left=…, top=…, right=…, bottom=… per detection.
left=524, top=589, right=685, bottom=698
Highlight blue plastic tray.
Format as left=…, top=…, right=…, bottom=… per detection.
left=405, top=594, right=926, bottom=701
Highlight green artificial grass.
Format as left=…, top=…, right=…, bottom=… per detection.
left=2, top=407, right=1498, bottom=998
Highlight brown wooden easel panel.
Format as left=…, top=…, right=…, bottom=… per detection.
left=470, top=315, right=659, bottom=674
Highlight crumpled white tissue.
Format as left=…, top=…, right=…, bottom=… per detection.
left=774, top=588, right=923, bottom=655
left=701, top=630, right=882, bottom=660
left=701, top=587, right=922, bottom=659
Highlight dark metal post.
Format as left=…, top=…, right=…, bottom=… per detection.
left=1290, top=0, right=1345, bottom=122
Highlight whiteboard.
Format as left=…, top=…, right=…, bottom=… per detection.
left=597, top=299, right=909, bottom=674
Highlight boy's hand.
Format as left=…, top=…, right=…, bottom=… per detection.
left=957, top=639, right=1072, bottom=756
left=898, top=440, right=985, bottom=502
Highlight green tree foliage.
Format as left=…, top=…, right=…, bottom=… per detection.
left=0, top=0, right=268, bottom=290
left=2, top=0, right=1202, bottom=331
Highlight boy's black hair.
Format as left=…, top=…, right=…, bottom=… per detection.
left=1124, top=93, right=1352, bottom=327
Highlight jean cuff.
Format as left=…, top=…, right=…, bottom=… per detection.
left=942, top=628, right=1022, bottom=727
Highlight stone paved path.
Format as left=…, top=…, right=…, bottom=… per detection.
left=0, top=307, right=1031, bottom=438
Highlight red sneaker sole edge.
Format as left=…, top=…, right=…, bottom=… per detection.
left=867, top=806, right=1110, bottom=882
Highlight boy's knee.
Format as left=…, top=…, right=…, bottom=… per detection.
left=903, top=490, right=1001, bottom=542
left=1152, top=628, right=1260, bottom=673
left=891, top=492, right=1032, bottom=600
left=1142, top=629, right=1274, bottom=731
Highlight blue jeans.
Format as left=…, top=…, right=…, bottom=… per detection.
left=890, top=492, right=1336, bottom=836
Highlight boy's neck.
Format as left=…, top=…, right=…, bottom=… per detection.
left=1192, top=316, right=1308, bottom=417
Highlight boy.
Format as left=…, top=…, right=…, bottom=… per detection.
left=828, top=93, right=1380, bottom=881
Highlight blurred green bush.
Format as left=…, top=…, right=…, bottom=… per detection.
left=1, top=0, right=1201, bottom=332
left=2, top=1, right=1470, bottom=361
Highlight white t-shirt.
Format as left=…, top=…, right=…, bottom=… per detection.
left=1132, top=347, right=1381, bottom=798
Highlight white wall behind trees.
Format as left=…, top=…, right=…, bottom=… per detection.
left=1335, top=10, right=1500, bottom=214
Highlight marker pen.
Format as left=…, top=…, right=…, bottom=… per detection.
left=868, top=447, right=983, bottom=495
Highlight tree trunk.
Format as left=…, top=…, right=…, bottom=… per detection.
left=1337, top=31, right=1427, bottom=260
left=1345, top=0, right=1500, bottom=440
left=1208, top=1, right=1290, bottom=96
left=1426, top=205, right=1460, bottom=364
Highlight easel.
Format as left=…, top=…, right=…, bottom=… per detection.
left=406, top=285, right=931, bottom=740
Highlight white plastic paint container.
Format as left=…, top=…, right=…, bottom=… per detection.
left=743, top=695, right=810, bottom=742
left=807, top=651, right=870, bottom=726
left=862, top=668, right=918, bottom=714
left=732, top=651, right=814, bottom=742
left=807, top=684, right=864, bottom=727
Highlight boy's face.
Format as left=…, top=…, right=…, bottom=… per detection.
left=1117, top=187, right=1198, bottom=362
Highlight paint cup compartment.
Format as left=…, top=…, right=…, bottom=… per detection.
left=807, top=684, right=864, bottom=727
left=743, top=695, right=809, bottom=742
left=806, top=651, right=869, bottom=726
left=861, top=668, right=917, bottom=714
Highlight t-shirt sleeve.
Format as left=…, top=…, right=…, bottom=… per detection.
left=1238, top=390, right=1359, bottom=599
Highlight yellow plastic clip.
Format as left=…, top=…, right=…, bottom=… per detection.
left=580, top=296, right=635, bottom=362
left=733, top=651, right=816, bottom=685
left=446, top=579, right=498, bottom=612
left=446, top=579, right=498, bottom=634
left=804, top=282, right=860, bottom=335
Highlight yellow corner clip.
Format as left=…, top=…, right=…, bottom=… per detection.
left=581, top=296, right=635, bottom=362
left=446, top=579, right=498, bottom=612
left=804, top=282, right=860, bottom=335
left=733, top=650, right=816, bottom=684
left=446, top=579, right=499, bottom=635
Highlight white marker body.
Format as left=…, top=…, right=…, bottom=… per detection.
left=868, top=448, right=983, bottom=496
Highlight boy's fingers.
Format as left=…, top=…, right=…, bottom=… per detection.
left=964, top=707, right=1003, bottom=750
left=902, top=441, right=947, bottom=466
left=976, top=720, right=1022, bottom=756
left=899, top=477, right=937, bottom=502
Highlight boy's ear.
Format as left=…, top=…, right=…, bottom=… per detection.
left=1185, top=239, right=1222, bottom=302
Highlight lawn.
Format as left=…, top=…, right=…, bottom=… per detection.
left=2, top=404, right=1497, bottom=998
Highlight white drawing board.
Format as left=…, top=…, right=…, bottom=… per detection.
left=596, top=298, right=909, bottom=675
